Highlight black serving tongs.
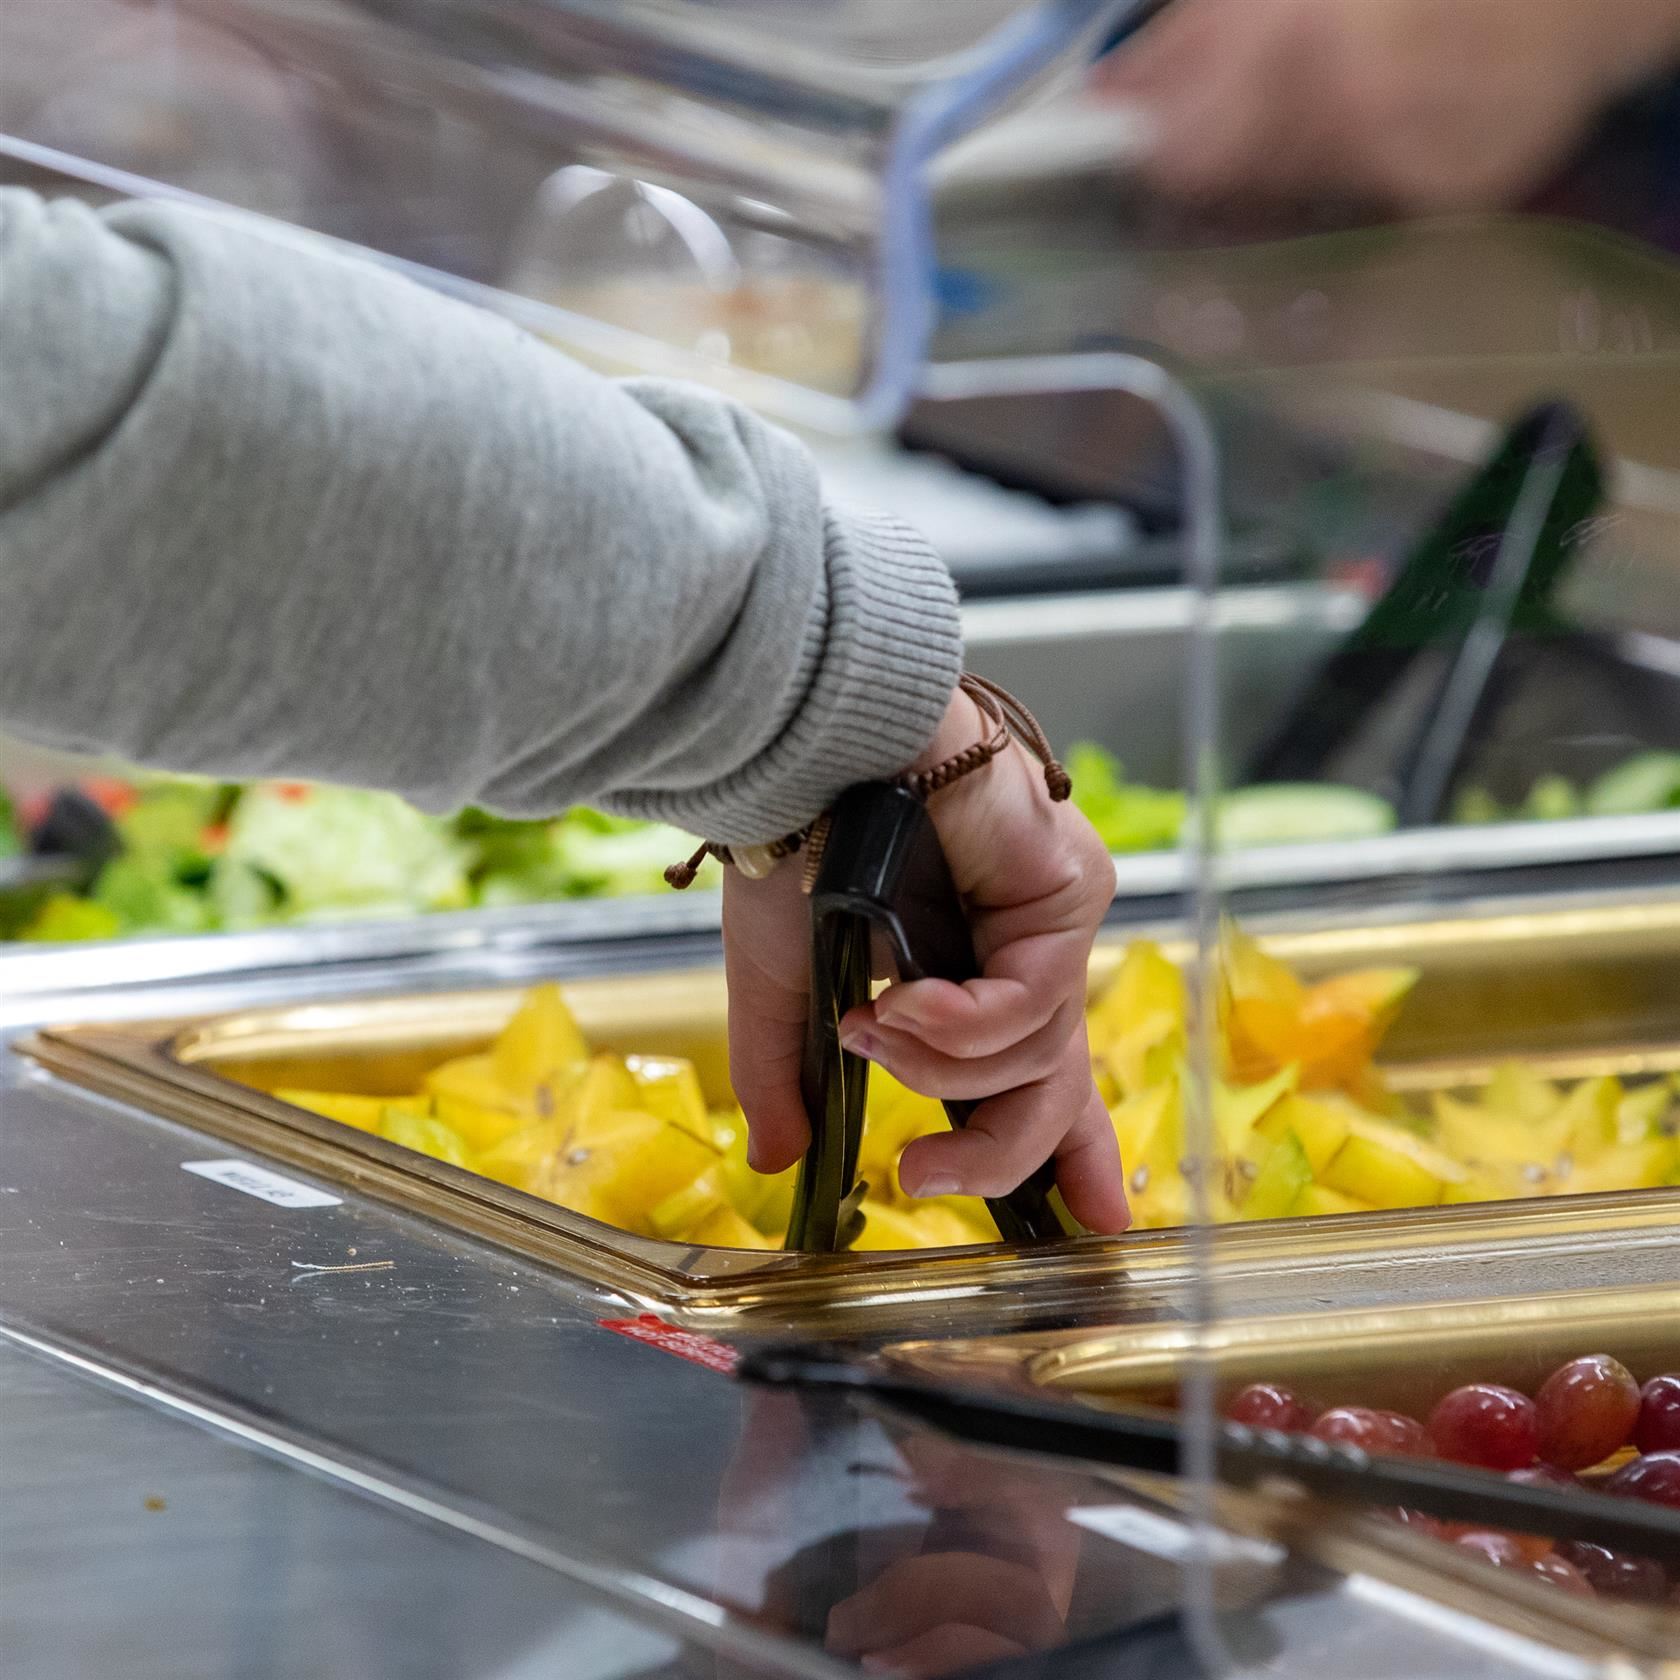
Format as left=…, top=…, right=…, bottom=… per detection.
left=784, top=782, right=1081, bottom=1252
left=1245, top=400, right=1605, bottom=825
left=742, top=1346, right=1680, bottom=1567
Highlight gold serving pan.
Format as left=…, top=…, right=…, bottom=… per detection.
left=888, top=1283, right=1680, bottom=1666
left=22, top=897, right=1680, bottom=1332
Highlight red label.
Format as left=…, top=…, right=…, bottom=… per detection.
left=598, top=1314, right=738, bottom=1375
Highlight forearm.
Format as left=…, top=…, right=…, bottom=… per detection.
left=0, top=192, right=959, bottom=842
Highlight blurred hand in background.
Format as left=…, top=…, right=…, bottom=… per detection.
left=1096, top=0, right=1680, bottom=211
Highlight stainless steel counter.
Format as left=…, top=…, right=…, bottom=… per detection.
left=0, top=1337, right=705, bottom=1680
left=0, top=928, right=1651, bottom=1678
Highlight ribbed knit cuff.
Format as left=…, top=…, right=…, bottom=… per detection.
left=606, top=507, right=962, bottom=846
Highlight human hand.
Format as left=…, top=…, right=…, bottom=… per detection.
left=825, top=1431, right=1086, bottom=1677
left=722, top=686, right=1128, bottom=1234
left=1096, top=0, right=1680, bottom=212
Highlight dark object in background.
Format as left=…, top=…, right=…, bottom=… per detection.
left=0, top=787, right=121, bottom=934
left=898, top=385, right=1186, bottom=533
left=28, top=787, right=121, bottom=876
left=1244, top=400, right=1607, bottom=822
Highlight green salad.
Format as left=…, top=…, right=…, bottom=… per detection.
left=1066, top=743, right=1397, bottom=854
left=1452, top=753, right=1680, bottom=826
left=4, top=778, right=717, bottom=943
left=8, top=744, right=1680, bottom=944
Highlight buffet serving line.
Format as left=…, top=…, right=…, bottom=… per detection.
left=11, top=3, right=1680, bottom=1678
left=12, top=887, right=1680, bottom=1678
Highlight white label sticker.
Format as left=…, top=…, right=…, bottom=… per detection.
left=182, top=1160, right=342, bottom=1209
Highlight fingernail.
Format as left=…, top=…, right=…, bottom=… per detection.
left=841, top=1030, right=880, bottom=1061
left=910, top=1174, right=962, bottom=1198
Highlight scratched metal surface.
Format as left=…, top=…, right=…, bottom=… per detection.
left=0, top=941, right=1617, bottom=1677
left=0, top=1338, right=707, bottom=1680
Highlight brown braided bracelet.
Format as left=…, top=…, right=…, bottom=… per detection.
left=663, top=673, right=1072, bottom=892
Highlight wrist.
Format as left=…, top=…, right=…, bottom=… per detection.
left=908, top=687, right=985, bottom=778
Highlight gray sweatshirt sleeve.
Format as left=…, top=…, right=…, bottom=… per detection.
left=0, top=190, right=962, bottom=845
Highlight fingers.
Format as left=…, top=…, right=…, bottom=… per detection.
left=1053, top=1081, right=1134, bottom=1234
left=896, top=1035, right=1129, bottom=1234
left=870, top=975, right=1059, bottom=1060
left=860, top=1627, right=1028, bottom=1678
left=871, top=915, right=1095, bottom=1056
left=841, top=998, right=1079, bottom=1100
left=827, top=1554, right=1066, bottom=1658
left=722, top=869, right=811, bottom=1173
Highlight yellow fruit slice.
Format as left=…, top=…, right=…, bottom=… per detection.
left=1431, top=1091, right=1565, bottom=1169
left=1240, top=1132, right=1313, bottom=1221
left=1214, top=1065, right=1298, bottom=1156
left=1440, top=1166, right=1535, bottom=1206
left=850, top=1202, right=987, bottom=1251
left=1553, top=1077, right=1622, bottom=1159
left=1291, top=1183, right=1374, bottom=1217
left=423, top=1052, right=513, bottom=1108
left=532, top=1115, right=719, bottom=1236
left=476, top=1115, right=570, bottom=1190
left=859, top=1068, right=947, bottom=1197
left=426, top=1063, right=540, bottom=1150
left=568, top=1056, right=644, bottom=1141
left=1482, top=1061, right=1561, bottom=1122
left=490, top=982, right=588, bottom=1094
left=431, top=1097, right=531, bottom=1153
left=1559, top=1136, right=1679, bottom=1196
left=1089, top=940, right=1186, bottom=1098
left=627, top=1055, right=711, bottom=1141
left=1321, top=1116, right=1467, bottom=1209
left=1618, top=1081, right=1674, bottom=1143
left=1256, top=1094, right=1353, bottom=1175
left=523, top=1110, right=664, bottom=1221
left=1109, top=1082, right=1178, bottom=1177
left=650, top=1166, right=730, bottom=1239
left=273, top=1089, right=388, bottom=1132
left=378, top=1107, right=472, bottom=1169
left=1088, top=939, right=1186, bottom=1045
left=1128, top=1169, right=1191, bottom=1230
left=689, top=1205, right=774, bottom=1250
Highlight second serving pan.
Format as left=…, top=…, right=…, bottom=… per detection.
left=871, top=1282, right=1680, bottom=1667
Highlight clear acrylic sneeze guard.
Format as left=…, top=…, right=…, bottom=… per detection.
left=1165, top=95, right=1680, bottom=1676
left=2, top=0, right=1136, bottom=429
left=16, top=3, right=1680, bottom=1674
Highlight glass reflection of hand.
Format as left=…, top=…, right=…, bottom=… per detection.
left=1096, top=0, right=1680, bottom=212
left=824, top=1431, right=1088, bottom=1679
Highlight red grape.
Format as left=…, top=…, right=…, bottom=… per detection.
left=1310, top=1405, right=1428, bottom=1455
left=1530, top=1553, right=1594, bottom=1596
left=1635, top=1373, right=1680, bottom=1454
left=1429, top=1384, right=1540, bottom=1470
left=1310, top=1406, right=1391, bottom=1451
left=1225, top=1382, right=1313, bottom=1433
left=1455, top=1531, right=1527, bottom=1569
left=1375, top=1409, right=1432, bottom=1457
left=1535, top=1355, right=1640, bottom=1470
left=1555, top=1541, right=1667, bottom=1602
left=1606, top=1449, right=1680, bottom=1508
